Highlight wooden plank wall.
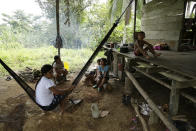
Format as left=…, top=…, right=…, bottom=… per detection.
left=141, top=0, right=185, bottom=51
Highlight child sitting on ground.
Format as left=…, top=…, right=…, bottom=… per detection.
left=94, top=58, right=101, bottom=81
left=53, top=55, right=68, bottom=83
left=134, top=31, right=161, bottom=59
left=84, top=59, right=101, bottom=86
left=35, top=64, right=74, bottom=112
left=93, top=58, right=109, bottom=92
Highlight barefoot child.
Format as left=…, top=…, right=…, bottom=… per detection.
left=84, top=59, right=101, bottom=86
left=134, top=31, right=161, bottom=59
left=35, top=64, right=74, bottom=111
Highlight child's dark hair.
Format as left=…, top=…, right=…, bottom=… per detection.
left=138, top=31, right=145, bottom=35
left=97, top=59, right=101, bottom=63
left=35, top=64, right=53, bottom=89
left=41, top=64, right=53, bottom=75
left=54, top=55, right=60, bottom=61
left=101, top=58, right=107, bottom=65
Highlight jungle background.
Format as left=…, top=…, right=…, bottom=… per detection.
left=0, top=0, right=143, bottom=75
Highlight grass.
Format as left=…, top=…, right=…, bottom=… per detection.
left=0, top=46, right=104, bottom=76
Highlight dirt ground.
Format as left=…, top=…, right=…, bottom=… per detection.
left=0, top=73, right=195, bottom=131
left=0, top=73, right=143, bottom=131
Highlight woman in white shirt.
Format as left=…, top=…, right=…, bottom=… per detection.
left=35, top=64, right=74, bottom=111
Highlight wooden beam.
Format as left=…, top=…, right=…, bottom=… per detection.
left=56, top=0, right=60, bottom=56
left=136, top=61, right=154, bottom=68
left=112, top=52, right=118, bottom=77
left=169, top=80, right=180, bottom=116
left=133, top=0, right=138, bottom=41
left=131, top=99, right=149, bottom=131
left=159, top=72, right=188, bottom=82
left=118, top=56, right=125, bottom=82
left=181, top=92, right=196, bottom=103
left=133, top=67, right=172, bottom=89
left=125, top=70, right=178, bottom=131
left=148, top=111, right=159, bottom=125
left=176, top=79, right=196, bottom=88
left=124, top=77, right=134, bottom=94
left=133, top=66, right=196, bottom=103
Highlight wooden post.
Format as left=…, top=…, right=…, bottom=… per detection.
left=56, top=0, right=60, bottom=56
left=124, top=77, right=134, bottom=94
left=125, top=70, right=178, bottom=131
left=169, top=80, right=180, bottom=116
left=118, top=56, right=125, bottom=82
left=133, top=0, right=138, bottom=41
left=124, top=58, right=134, bottom=94
left=148, top=111, right=159, bottom=125
left=121, top=57, right=125, bottom=82
left=112, top=52, right=118, bottom=77
left=131, top=99, right=149, bottom=131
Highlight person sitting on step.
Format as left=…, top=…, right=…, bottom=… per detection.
left=134, top=31, right=161, bottom=59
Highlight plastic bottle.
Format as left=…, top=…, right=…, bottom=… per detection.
left=91, top=103, right=100, bottom=118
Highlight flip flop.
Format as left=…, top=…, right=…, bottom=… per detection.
left=69, top=99, right=83, bottom=105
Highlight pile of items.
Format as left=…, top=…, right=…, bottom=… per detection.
left=6, top=67, right=41, bottom=83
left=18, top=67, right=41, bottom=82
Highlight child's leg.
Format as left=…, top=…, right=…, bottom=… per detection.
left=59, top=99, right=66, bottom=115
left=96, top=77, right=102, bottom=86
left=145, top=45, right=161, bottom=57
left=144, top=45, right=155, bottom=54
left=134, top=48, right=143, bottom=56
left=135, top=48, right=150, bottom=59
left=134, top=47, right=149, bottom=56
left=98, top=78, right=107, bottom=89
left=93, top=76, right=102, bottom=88
left=59, top=96, right=69, bottom=115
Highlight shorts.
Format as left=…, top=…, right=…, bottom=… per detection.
left=40, top=94, right=66, bottom=111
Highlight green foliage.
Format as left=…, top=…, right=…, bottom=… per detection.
left=0, top=10, right=53, bottom=48
left=0, top=1, right=143, bottom=76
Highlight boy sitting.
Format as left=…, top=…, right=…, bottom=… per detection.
left=84, top=59, right=101, bottom=86
left=53, top=55, right=68, bottom=83
left=134, top=31, right=161, bottom=59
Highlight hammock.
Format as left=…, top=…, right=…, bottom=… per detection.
left=0, top=0, right=134, bottom=110
left=0, top=59, right=43, bottom=108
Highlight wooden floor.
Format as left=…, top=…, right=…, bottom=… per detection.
left=139, top=51, right=196, bottom=77
left=111, top=48, right=196, bottom=77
